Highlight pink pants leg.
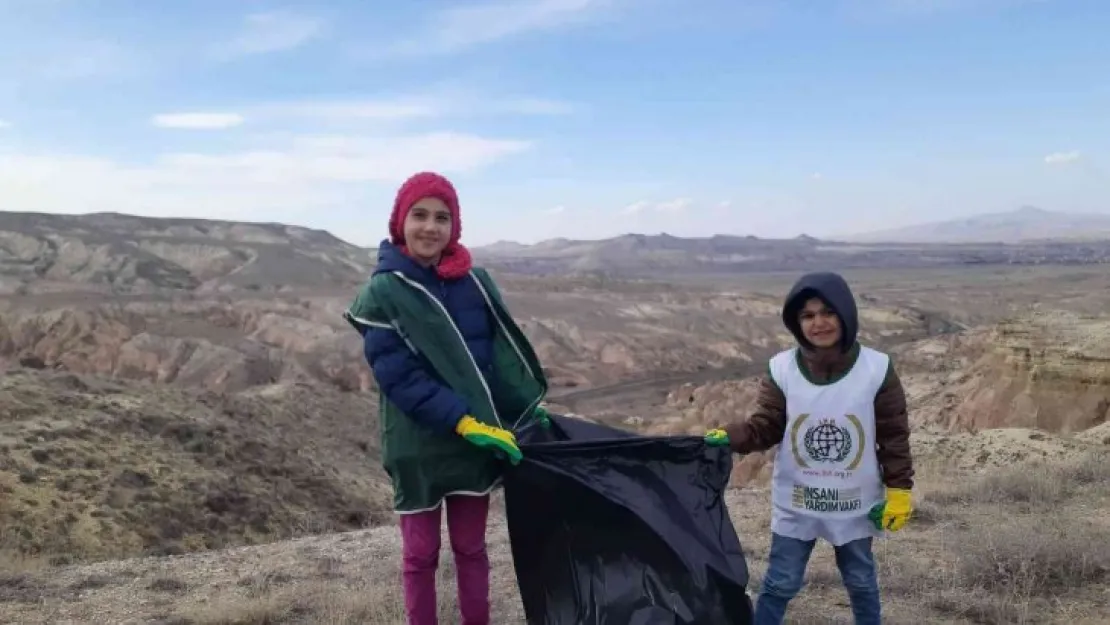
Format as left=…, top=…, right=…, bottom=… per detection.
left=446, top=494, right=491, bottom=625
left=400, top=508, right=441, bottom=625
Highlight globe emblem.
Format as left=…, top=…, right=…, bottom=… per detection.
left=803, top=418, right=853, bottom=463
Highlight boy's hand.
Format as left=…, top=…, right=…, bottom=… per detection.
left=868, top=487, right=913, bottom=531
left=455, top=416, right=522, bottom=465
left=533, top=405, right=552, bottom=429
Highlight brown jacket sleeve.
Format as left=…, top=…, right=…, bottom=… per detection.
left=874, top=363, right=914, bottom=489
left=723, top=376, right=787, bottom=454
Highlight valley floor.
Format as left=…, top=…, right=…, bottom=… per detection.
left=3, top=448, right=1107, bottom=625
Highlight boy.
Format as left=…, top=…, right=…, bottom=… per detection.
left=706, top=271, right=914, bottom=625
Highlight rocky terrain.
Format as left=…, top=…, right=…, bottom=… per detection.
left=0, top=296, right=376, bottom=394
left=1, top=210, right=1110, bottom=623
left=0, top=267, right=941, bottom=396
left=891, top=310, right=1110, bottom=434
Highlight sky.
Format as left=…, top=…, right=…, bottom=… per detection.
left=0, top=0, right=1107, bottom=247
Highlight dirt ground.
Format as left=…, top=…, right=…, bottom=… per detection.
left=2, top=445, right=1106, bottom=625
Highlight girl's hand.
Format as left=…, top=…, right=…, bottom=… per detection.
left=455, top=416, right=523, bottom=465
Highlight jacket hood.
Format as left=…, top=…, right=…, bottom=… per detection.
left=372, top=239, right=436, bottom=282
left=781, top=271, right=858, bottom=352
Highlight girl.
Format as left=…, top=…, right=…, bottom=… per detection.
left=345, top=171, right=550, bottom=625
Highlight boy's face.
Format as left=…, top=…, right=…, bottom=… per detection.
left=798, top=297, right=841, bottom=349
left=403, top=197, right=452, bottom=264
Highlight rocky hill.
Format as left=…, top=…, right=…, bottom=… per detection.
left=0, top=211, right=373, bottom=295
left=891, top=310, right=1110, bottom=434
left=0, top=296, right=374, bottom=394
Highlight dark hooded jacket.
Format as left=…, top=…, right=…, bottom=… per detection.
left=723, top=271, right=915, bottom=490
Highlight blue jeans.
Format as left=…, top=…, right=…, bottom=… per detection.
left=754, top=533, right=881, bottom=625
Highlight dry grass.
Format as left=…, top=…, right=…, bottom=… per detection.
left=914, top=450, right=1110, bottom=623
left=155, top=532, right=529, bottom=625
left=928, top=449, right=1110, bottom=506
left=0, top=370, right=393, bottom=564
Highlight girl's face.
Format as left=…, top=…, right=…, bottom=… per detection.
left=403, top=197, right=452, bottom=265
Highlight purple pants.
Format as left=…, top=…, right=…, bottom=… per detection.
left=399, top=493, right=491, bottom=625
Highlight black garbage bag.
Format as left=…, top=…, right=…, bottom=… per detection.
left=504, top=413, right=754, bottom=624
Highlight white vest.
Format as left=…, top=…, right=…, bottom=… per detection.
left=768, top=345, right=889, bottom=546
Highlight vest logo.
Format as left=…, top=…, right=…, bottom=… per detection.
left=804, top=418, right=853, bottom=463
left=789, top=413, right=867, bottom=470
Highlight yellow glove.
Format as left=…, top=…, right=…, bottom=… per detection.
left=868, top=487, right=913, bottom=531
left=704, top=428, right=730, bottom=447
left=454, top=416, right=522, bottom=465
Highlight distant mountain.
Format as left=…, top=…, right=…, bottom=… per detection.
left=473, top=232, right=817, bottom=275
left=843, top=207, right=1110, bottom=244
left=471, top=229, right=1110, bottom=277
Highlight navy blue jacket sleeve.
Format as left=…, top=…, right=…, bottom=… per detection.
left=364, top=326, right=469, bottom=434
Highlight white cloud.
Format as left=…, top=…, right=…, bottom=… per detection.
left=1044, top=151, right=1081, bottom=165
left=215, top=11, right=325, bottom=57
left=0, top=131, right=530, bottom=222
left=151, top=113, right=245, bottom=130
left=543, top=205, right=566, bottom=214
left=621, top=200, right=650, bottom=214
left=374, top=0, right=604, bottom=57
left=154, top=93, right=575, bottom=130
left=253, top=100, right=439, bottom=122
left=0, top=120, right=9, bottom=129
left=656, top=197, right=692, bottom=213
left=621, top=198, right=692, bottom=214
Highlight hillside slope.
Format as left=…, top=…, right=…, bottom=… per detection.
left=0, top=369, right=390, bottom=562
